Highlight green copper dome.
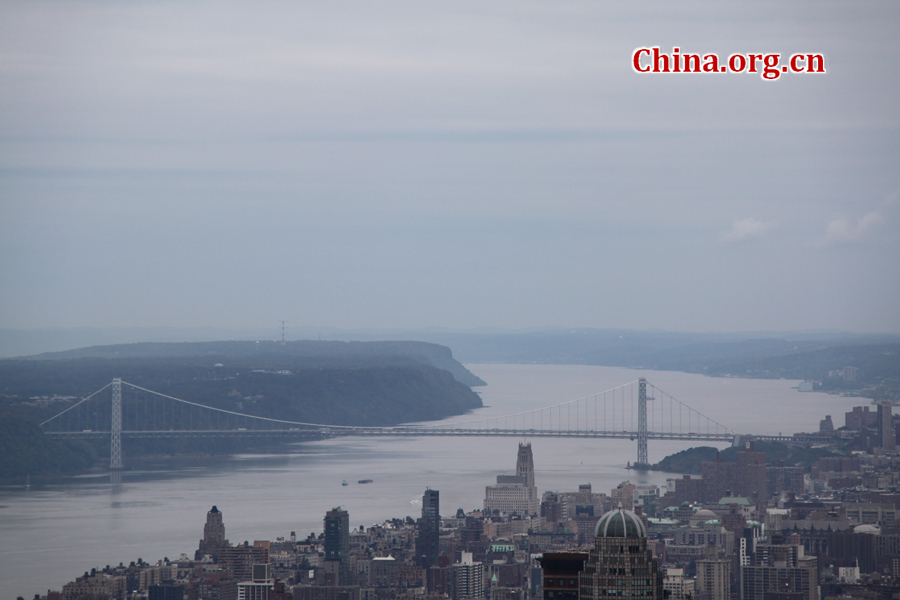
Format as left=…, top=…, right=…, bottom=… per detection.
left=594, top=508, right=647, bottom=538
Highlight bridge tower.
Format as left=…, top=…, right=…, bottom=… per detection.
left=111, top=378, right=122, bottom=470
left=637, top=378, right=648, bottom=466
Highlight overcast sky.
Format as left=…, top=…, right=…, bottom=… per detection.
left=1, top=1, right=898, bottom=333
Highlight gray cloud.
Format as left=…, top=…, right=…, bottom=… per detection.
left=720, top=218, right=776, bottom=243
left=819, top=195, right=897, bottom=247
left=1, top=1, right=899, bottom=333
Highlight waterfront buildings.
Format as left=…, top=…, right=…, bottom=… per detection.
left=845, top=406, right=878, bottom=430
left=41, top=436, right=900, bottom=600
left=485, top=443, right=540, bottom=516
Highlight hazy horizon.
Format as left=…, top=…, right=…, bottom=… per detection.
left=2, top=1, right=898, bottom=333
left=2, top=324, right=897, bottom=361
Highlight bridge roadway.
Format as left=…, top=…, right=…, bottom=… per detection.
left=44, top=428, right=833, bottom=445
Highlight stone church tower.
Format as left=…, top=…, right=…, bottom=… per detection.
left=516, top=442, right=535, bottom=487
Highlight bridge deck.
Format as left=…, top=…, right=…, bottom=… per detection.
left=44, top=428, right=831, bottom=444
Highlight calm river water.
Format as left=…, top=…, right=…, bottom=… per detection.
left=0, top=364, right=864, bottom=599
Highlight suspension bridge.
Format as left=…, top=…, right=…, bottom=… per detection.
left=40, top=378, right=832, bottom=469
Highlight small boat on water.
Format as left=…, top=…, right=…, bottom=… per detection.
left=358, top=479, right=373, bottom=484
left=342, top=480, right=349, bottom=486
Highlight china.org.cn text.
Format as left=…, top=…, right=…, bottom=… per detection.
left=632, top=47, right=826, bottom=80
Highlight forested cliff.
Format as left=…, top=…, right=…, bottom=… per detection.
left=0, top=340, right=484, bottom=479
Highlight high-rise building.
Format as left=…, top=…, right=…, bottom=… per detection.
left=517, top=442, right=535, bottom=487
left=702, top=444, right=768, bottom=503
left=324, top=507, right=350, bottom=586
left=610, top=481, right=636, bottom=511
left=485, top=443, right=540, bottom=515
left=663, top=567, right=695, bottom=600
left=843, top=366, right=857, bottom=382
left=578, top=508, right=664, bottom=600
left=148, top=584, right=185, bottom=600
left=741, top=537, right=817, bottom=600
left=736, top=442, right=767, bottom=502
left=845, top=406, right=877, bottom=430
left=237, top=564, right=273, bottom=600
left=877, top=401, right=896, bottom=451
left=767, top=463, right=805, bottom=497
left=695, top=559, right=730, bottom=600
left=538, top=551, right=588, bottom=600
left=220, top=542, right=269, bottom=582
left=416, top=489, right=441, bottom=568
left=197, top=505, right=229, bottom=560
left=454, top=552, right=484, bottom=600
left=701, top=457, right=736, bottom=504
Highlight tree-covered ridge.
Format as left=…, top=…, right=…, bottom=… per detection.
left=25, top=339, right=486, bottom=387
left=647, top=442, right=842, bottom=474
left=0, top=341, right=485, bottom=479
left=0, top=408, right=95, bottom=479
left=0, top=358, right=483, bottom=426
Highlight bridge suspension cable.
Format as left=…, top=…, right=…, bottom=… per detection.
left=40, top=376, right=738, bottom=467
left=39, top=381, right=113, bottom=427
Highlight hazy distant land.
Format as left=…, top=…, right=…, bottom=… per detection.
left=3, top=327, right=895, bottom=398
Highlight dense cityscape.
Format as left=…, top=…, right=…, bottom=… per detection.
left=28, top=399, right=900, bottom=600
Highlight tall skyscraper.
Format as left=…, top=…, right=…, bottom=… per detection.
left=485, top=443, right=540, bottom=515
left=578, top=508, right=664, bottom=600
left=324, top=507, right=350, bottom=586
left=196, top=505, right=229, bottom=560
left=877, top=401, right=896, bottom=451
left=517, top=442, right=535, bottom=487
left=417, top=489, right=441, bottom=568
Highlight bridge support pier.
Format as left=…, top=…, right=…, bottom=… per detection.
left=637, top=378, right=648, bottom=466
left=111, top=378, right=122, bottom=470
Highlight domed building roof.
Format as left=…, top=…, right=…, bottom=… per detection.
left=854, top=524, right=880, bottom=534
left=693, top=509, right=717, bottom=520
left=594, top=507, right=647, bottom=538
left=690, top=508, right=718, bottom=525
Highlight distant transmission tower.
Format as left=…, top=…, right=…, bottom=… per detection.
left=280, top=320, right=288, bottom=345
